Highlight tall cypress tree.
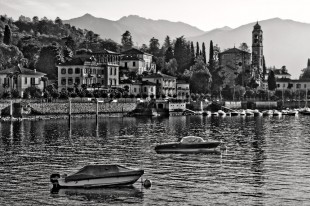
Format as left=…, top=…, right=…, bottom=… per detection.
left=202, top=42, right=206, bottom=64
left=267, top=70, right=277, bottom=90
left=196, top=42, right=200, bottom=57
left=3, top=25, right=12, bottom=45
left=308, top=58, right=310, bottom=67
left=209, top=40, right=214, bottom=65
left=190, top=41, right=195, bottom=66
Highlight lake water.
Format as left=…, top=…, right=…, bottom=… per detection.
left=1, top=115, right=310, bottom=206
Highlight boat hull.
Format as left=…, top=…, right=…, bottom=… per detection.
left=51, top=169, right=144, bottom=188
left=155, top=142, right=220, bottom=154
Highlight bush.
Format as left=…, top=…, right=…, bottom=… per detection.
left=24, top=87, right=42, bottom=98
left=101, top=92, right=108, bottom=98
left=70, top=92, right=77, bottom=98
left=2, top=91, right=12, bottom=99
left=11, top=89, right=20, bottom=98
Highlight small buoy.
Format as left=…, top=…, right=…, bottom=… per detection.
left=143, top=179, right=152, bottom=188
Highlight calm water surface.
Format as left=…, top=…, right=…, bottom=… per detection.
left=0, top=115, right=310, bottom=206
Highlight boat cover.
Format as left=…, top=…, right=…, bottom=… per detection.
left=180, top=136, right=205, bottom=143
left=65, top=165, right=143, bottom=182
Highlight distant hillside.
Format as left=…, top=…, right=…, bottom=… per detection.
left=189, top=18, right=310, bottom=78
left=65, top=14, right=205, bottom=45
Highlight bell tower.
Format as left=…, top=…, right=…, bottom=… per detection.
left=252, top=22, right=263, bottom=78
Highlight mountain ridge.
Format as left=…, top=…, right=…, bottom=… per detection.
left=65, top=14, right=310, bottom=78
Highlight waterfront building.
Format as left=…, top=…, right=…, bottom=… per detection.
left=120, top=48, right=156, bottom=74
left=57, top=49, right=121, bottom=91
left=142, top=72, right=177, bottom=97
left=264, top=66, right=291, bottom=81
left=119, top=80, right=156, bottom=97
left=176, top=80, right=190, bottom=100
left=0, top=65, right=46, bottom=96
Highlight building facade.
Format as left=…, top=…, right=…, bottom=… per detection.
left=176, top=81, right=190, bottom=100
left=57, top=49, right=121, bottom=91
left=120, top=48, right=156, bottom=74
left=142, top=72, right=177, bottom=97
left=218, top=47, right=251, bottom=87
left=0, top=65, right=46, bottom=96
left=252, top=22, right=264, bottom=84
left=119, top=80, right=156, bottom=97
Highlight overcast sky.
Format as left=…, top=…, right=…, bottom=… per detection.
left=1, top=0, right=310, bottom=30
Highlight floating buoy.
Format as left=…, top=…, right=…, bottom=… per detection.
left=143, top=179, right=152, bottom=188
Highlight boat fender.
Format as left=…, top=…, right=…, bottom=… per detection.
left=143, top=179, right=152, bottom=188
left=50, top=174, right=60, bottom=188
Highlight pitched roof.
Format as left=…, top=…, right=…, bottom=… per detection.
left=121, top=56, right=144, bottom=61
left=92, top=49, right=120, bottom=55
left=121, top=48, right=152, bottom=56
left=0, top=65, right=46, bottom=76
left=143, top=72, right=176, bottom=79
left=254, top=22, right=262, bottom=30
left=220, top=47, right=250, bottom=55
left=59, top=57, right=89, bottom=66
left=142, top=80, right=157, bottom=86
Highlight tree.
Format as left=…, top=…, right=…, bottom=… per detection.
left=0, top=44, right=24, bottom=69
left=165, top=58, right=178, bottom=76
left=121, top=31, right=133, bottom=51
left=3, top=25, right=11, bottom=45
left=164, top=46, right=174, bottom=62
left=190, top=56, right=212, bottom=94
left=55, top=17, right=63, bottom=25
left=140, top=44, right=148, bottom=52
left=190, top=42, right=195, bottom=66
left=202, top=42, right=206, bottom=64
left=267, top=70, right=277, bottom=90
left=163, top=35, right=171, bottom=50
left=196, top=42, right=200, bottom=57
left=174, top=36, right=190, bottom=74
left=32, top=16, right=39, bottom=23
left=35, top=44, right=63, bottom=79
left=239, top=42, right=250, bottom=52
left=149, top=37, right=160, bottom=56
left=63, top=35, right=77, bottom=52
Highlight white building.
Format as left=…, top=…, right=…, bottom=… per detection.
left=120, top=48, right=156, bottom=74
left=0, top=65, right=46, bottom=96
left=142, top=72, right=177, bottom=97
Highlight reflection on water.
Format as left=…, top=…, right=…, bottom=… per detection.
left=0, top=115, right=310, bottom=205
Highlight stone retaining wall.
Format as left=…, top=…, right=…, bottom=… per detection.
left=29, top=102, right=137, bottom=115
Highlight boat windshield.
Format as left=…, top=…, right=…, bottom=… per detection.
left=180, top=136, right=205, bottom=143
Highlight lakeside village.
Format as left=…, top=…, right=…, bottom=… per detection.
left=0, top=15, right=310, bottom=119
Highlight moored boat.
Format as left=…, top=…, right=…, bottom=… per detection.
left=245, top=109, right=254, bottom=116
left=155, top=136, right=221, bottom=154
left=218, top=110, right=226, bottom=116
left=50, top=165, right=144, bottom=188
left=272, top=110, right=282, bottom=116
left=262, top=110, right=273, bottom=116
left=253, top=109, right=262, bottom=117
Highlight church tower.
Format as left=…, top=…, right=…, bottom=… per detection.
left=252, top=22, right=263, bottom=78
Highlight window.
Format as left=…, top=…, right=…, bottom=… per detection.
left=110, top=68, right=113, bottom=75
left=114, top=68, right=116, bottom=75
left=283, top=84, right=285, bottom=88
left=134, top=88, right=136, bottom=92
left=125, top=62, right=128, bottom=68
left=68, top=68, right=73, bottom=74
left=68, top=77, right=73, bottom=85
left=31, top=78, right=35, bottom=85
left=133, top=61, right=136, bottom=67
left=304, top=84, right=307, bottom=88
left=114, top=79, right=116, bottom=85
left=24, top=77, right=28, bottom=84
left=110, top=79, right=112, bottom=85
left=151, top=87, right=153, bottom=92
left=144, top=87, right=147, bottom=92
left=61, top=68, right=66, bottom=74
left=277, top=84, right=280, bottom=88
left=75, top=77, right=80, bottom=85
left=75, top=68, right=80, bottom=74
left=84, top=69, right=87, bottom=74
left=61, top=78, right=66, bottom=85
left=297, top=84, right=301, bottom=89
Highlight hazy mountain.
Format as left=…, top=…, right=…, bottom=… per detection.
left=189, top=18, right=310, bottom=78
left=66, top=14, right=310, bottom=78
left=65, top=14, right=204, bottom=45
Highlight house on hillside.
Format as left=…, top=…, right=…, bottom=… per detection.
left=57, top=49, right=121, bottom=91
left=120, top=48, right=156, bottom=75
left=0, top=65, right=46, bottom=97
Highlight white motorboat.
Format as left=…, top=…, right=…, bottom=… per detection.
left=262, top=110, right=273, bottom=116
left=239, top=110, right=246, bottom=116
left=272, top=110, right=282, bottom=116
left=245, top=109, right=254, bottom=116
left=218, top=110, right=226, bottom=116
left=50, top=165, right=144, bottom=188
left=253, top=109, right=262, bottom=117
